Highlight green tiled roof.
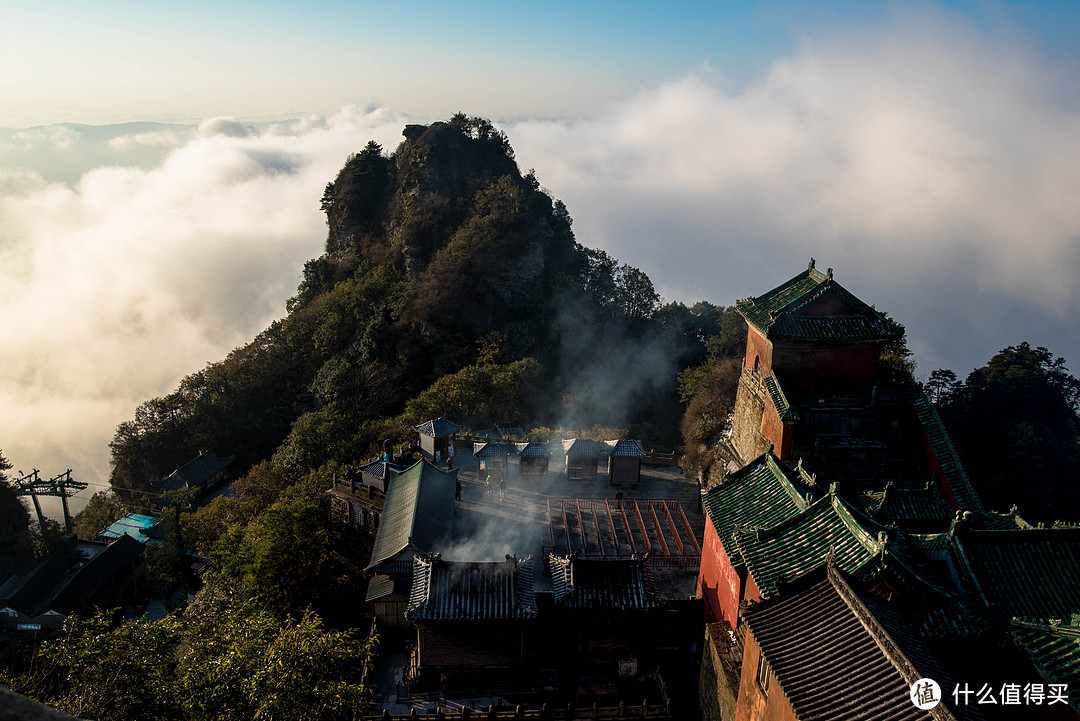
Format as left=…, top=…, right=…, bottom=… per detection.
left=762, top=373, right=799, bottom=422
left=980, top=510, right=1031, bottom=530
left=874, top=486, right=954, bottom=526
left=366, top=459, right=456, bottom=571
left=701, top=453, right=813, bottom=566
left=735, top=263, right=902, bottom=343
left=1011, top=620, right=1080, bottom=696
left=953, top=528, right=1080, bottom=621
left=905, top=532, right=953, bottom=552
left=737, top=266, right=828, bottom=331
left=918, top=601, right=992, bottom=638
left=912, top=394, right=989, bottom=518
left=734, top=492, right=901, bottom=599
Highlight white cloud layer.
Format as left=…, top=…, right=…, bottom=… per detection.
left=507, top=10, right=1080, bottom=374
left=2, top=10, right=1079, bottom=507
left=0, top=106, right=412, bottom=498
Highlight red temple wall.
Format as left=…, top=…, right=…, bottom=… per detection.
left=734, top=631, right=799, bottom=721
left=697, top=520, right=743, bottom=631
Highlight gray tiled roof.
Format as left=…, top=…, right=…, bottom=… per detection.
left=366, top=459, right=456, bottom=571
left=406, top=555, right=536, bottom=621
left=414, top=418, right=462, bottom=438
left=51, top=535, right=144, bottom=614
left=515, top=442, right=549, bottom=458
left=2, top=535, right=144, bottom=617
left=0, top=557, right=67, bottom=615
left=742, top=564, right=962, bottom=721
left=604, top=439, right=645, bottom=457
left=365, top=573, right=411, bottom=603
left=358, top=459, right=402, bottom=480
left=472, top=441, right=512, bottom=458
left=561, top=438, right=603, bottom=457
left=548, top=555, right=660, bottom=611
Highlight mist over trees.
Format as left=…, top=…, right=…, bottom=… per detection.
left=106, top=115, right=723, bottom=504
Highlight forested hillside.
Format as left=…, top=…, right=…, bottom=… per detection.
left=107, top=114, right=744, bottom=500
left=931, top=343, right=1080, bottom=523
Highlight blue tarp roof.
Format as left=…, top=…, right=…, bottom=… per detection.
left=101, top=514, right=159, bottom=545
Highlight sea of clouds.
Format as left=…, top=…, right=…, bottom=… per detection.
left=2, top=11, right=1079, bottom=510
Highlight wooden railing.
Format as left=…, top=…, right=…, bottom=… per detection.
left=641, top=451, right=678, bottom=467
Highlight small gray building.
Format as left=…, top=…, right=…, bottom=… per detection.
left=473, top=441, right=511, bottom=483
left=605, top=439, right=646, bottom=487
left=366, top=574, right=412, bottom=633
left=358, top=458, right=402, bottom=494
left=414, top=418, right=462, bottom=463
left=515, top=442, right=550, bottom=479
left=562, top=438, right=603, bottom=482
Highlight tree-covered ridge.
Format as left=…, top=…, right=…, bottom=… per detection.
left=107, top=115, right=723, bottom=499
left=933, top=342, right=1080, bottom=523
left=108, top=117, right=574, bottom=495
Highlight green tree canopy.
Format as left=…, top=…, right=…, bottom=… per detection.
left=5, top=598, right=376, bottom=721
left=0, top=450, right=31, bottom=553
left=940, top=342, right=1080, bottom=522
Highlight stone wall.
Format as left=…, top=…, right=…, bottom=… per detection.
left=698, top=624, right=741, bottom=721
left=729, top=367, right=768, bottom=464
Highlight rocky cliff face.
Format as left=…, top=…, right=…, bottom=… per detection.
left=325, top=119, right=538, bottom=272
left=321, top=116, right=577, bottom=338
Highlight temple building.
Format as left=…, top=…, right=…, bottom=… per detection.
left=729, top=258, right=903, bottom=465
left=696, top=261, right=1080, bottom=721
left=605, top=439, right=646, bottom=487
left=562, top=438, right=603, bottom=481
left=414, top=417, right=461, bottom=463
left=405, top=554, right=537, bottom=676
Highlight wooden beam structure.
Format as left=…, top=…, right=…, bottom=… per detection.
left=544, top=498, right=700, bottom=568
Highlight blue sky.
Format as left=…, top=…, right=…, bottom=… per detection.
left=2, top=0, right=1080, bottom=505
left=5, top=1, right=1076, bottom=126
